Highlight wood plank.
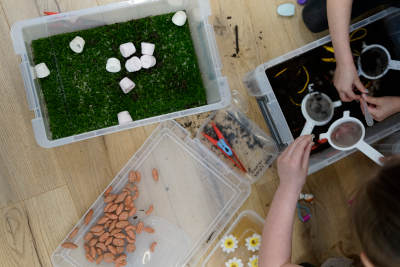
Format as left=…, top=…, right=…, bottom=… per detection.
left=24, top=186, right=79, bottom=267
left=334, top=151, right=379, bottom=200
left=0, top=2, right=66, bottom=208
left=0, top=0, right=40, bottom=25
left=55, top=0, right=97, bottom=12
left=0, top=202, right=42, bottom=267
left=306, top=166, right=361, bottom=264
left=35, top=0, right=60, bottom=14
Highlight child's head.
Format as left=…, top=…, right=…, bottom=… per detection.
left=353, top=157, right=400, bottom=267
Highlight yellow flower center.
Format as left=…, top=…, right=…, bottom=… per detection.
left=230, top=263, right=239, bottom=267
left=250, top=258, right=258, bottom=267
left=250, top=238, right=259, bottom=247
left=224, top=239, right=235, bottom=248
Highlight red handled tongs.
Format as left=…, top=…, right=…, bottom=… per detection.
left=202, top=122, right=247, bottom=173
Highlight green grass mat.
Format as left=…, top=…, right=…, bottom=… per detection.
left=32, top=13, right=207, bottom=139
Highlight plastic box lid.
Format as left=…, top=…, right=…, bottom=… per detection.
left=10, top=0, right=230, bottom=148
left=51, top=120, right=251, bottom=267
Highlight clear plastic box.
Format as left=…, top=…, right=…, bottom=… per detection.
left=196, top=106, right=278, bottom=184
left=374, top=130, right=400, bottom=155
left=202, top=210, right=264, bottom=267
left=10, top=0, right=230, bottom=148
left=243, top=7, right=400, bottom=174
left=51, top=120, right=251, bottom=267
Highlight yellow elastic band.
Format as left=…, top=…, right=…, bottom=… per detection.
left=321, top=28, right=367, bottom=55
left=323, top=45, right=335, bottom=53
left=321, top=58, right=336, bottom=62
left=350, top=27, right=367, bottom=42
left=297, top=66, right=309, bottom=94
left=274, top=68, right=287, bottom=78
left=289, top=96, right=301, bottom=106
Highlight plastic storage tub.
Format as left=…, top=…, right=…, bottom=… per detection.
left=196, top=106, right=278, bottom=184
left=374, top=131, right=400, bottom=155
left=244, top=7, right=400, bottom=174
left=51, top=120, right=251, bottom=267
left=10, top=0, right=230, bottom=148
left=202, top=210, right=264, bottom=267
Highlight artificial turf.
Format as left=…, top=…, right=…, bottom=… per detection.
left=31, top=13, right=207, bottom=139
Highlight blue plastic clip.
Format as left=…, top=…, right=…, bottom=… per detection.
left=217, top=139, right=233, bottom=156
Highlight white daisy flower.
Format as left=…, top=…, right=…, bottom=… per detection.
left=225, top=257, right=244, bottom=267
left=220, top=234, right=238, bottom=254
left=245, top=233, right=261, bottom=252
left=248, top=255, right=259, bottom=267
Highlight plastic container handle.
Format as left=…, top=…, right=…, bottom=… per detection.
left=319, top=132, right=329, bottom=140
left=389, top=60, right=400, bottom=70
left=333, top=100, right=342, bottom=108
left=20, top=61, right=37, bottom=110
left=301, top=120, right=315, bottom=136
left=343, top=110, right=351, bottom=118
left=357, top=65, right=364, bottom=77
left=356, top=140, right=384, bottom=166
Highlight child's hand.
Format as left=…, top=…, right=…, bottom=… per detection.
left=277, top=135, right=314, bottom=193
left=334, top=63, right=367, bottom=102
left=362, top=95, right=400, bottom=121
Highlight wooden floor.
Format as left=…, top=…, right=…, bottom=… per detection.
left=0, top=0, right=381, bottom=266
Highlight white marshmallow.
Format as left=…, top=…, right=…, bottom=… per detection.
left=119, top=77, right=135, bottom=94
left=69, top=36, right=85, bottom=53
left=106, top=58, right=121, bottom=73
left=140, top=55, right=156, bottom=69
left=172, top=11, right=187, bottom=26
left=141, top=42, right=155, bottom=56
left=35, top=63, right=50, bottom=78
left=118, top=111, right=133, bottom=125
left=119, top=42, right=136, bottom=58
left=125, top=56, right=142, bottom=72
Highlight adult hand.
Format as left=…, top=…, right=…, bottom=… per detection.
left=334, top=62, right=367, bottom=102
left=277, top=135, right=314, bottom=193
left=362, top=95, right=400, bottom=122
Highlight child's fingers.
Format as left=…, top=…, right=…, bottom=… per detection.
left=354, top=78, right=368, bottom=94
left=366, top=105, right=379, bottom=120
left=302, top=142, right=313, bottom=170
left=290, top=136, right=313, bottom=165
left=364, top=95, right=381, bottom=105
left=285, top=135, right=311, bottom=158
left=339, top=92, right=353, bottom=102
left=346, top=89, right=360, bottom=101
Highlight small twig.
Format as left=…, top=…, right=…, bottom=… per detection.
left=234, top=25, right=239, bottom=55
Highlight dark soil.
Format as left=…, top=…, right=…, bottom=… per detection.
left=360, top=47, right=389, bottom=77
left=305, top=93, right=332, bottom=122
left=265, top=18, right=400, bottom=154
